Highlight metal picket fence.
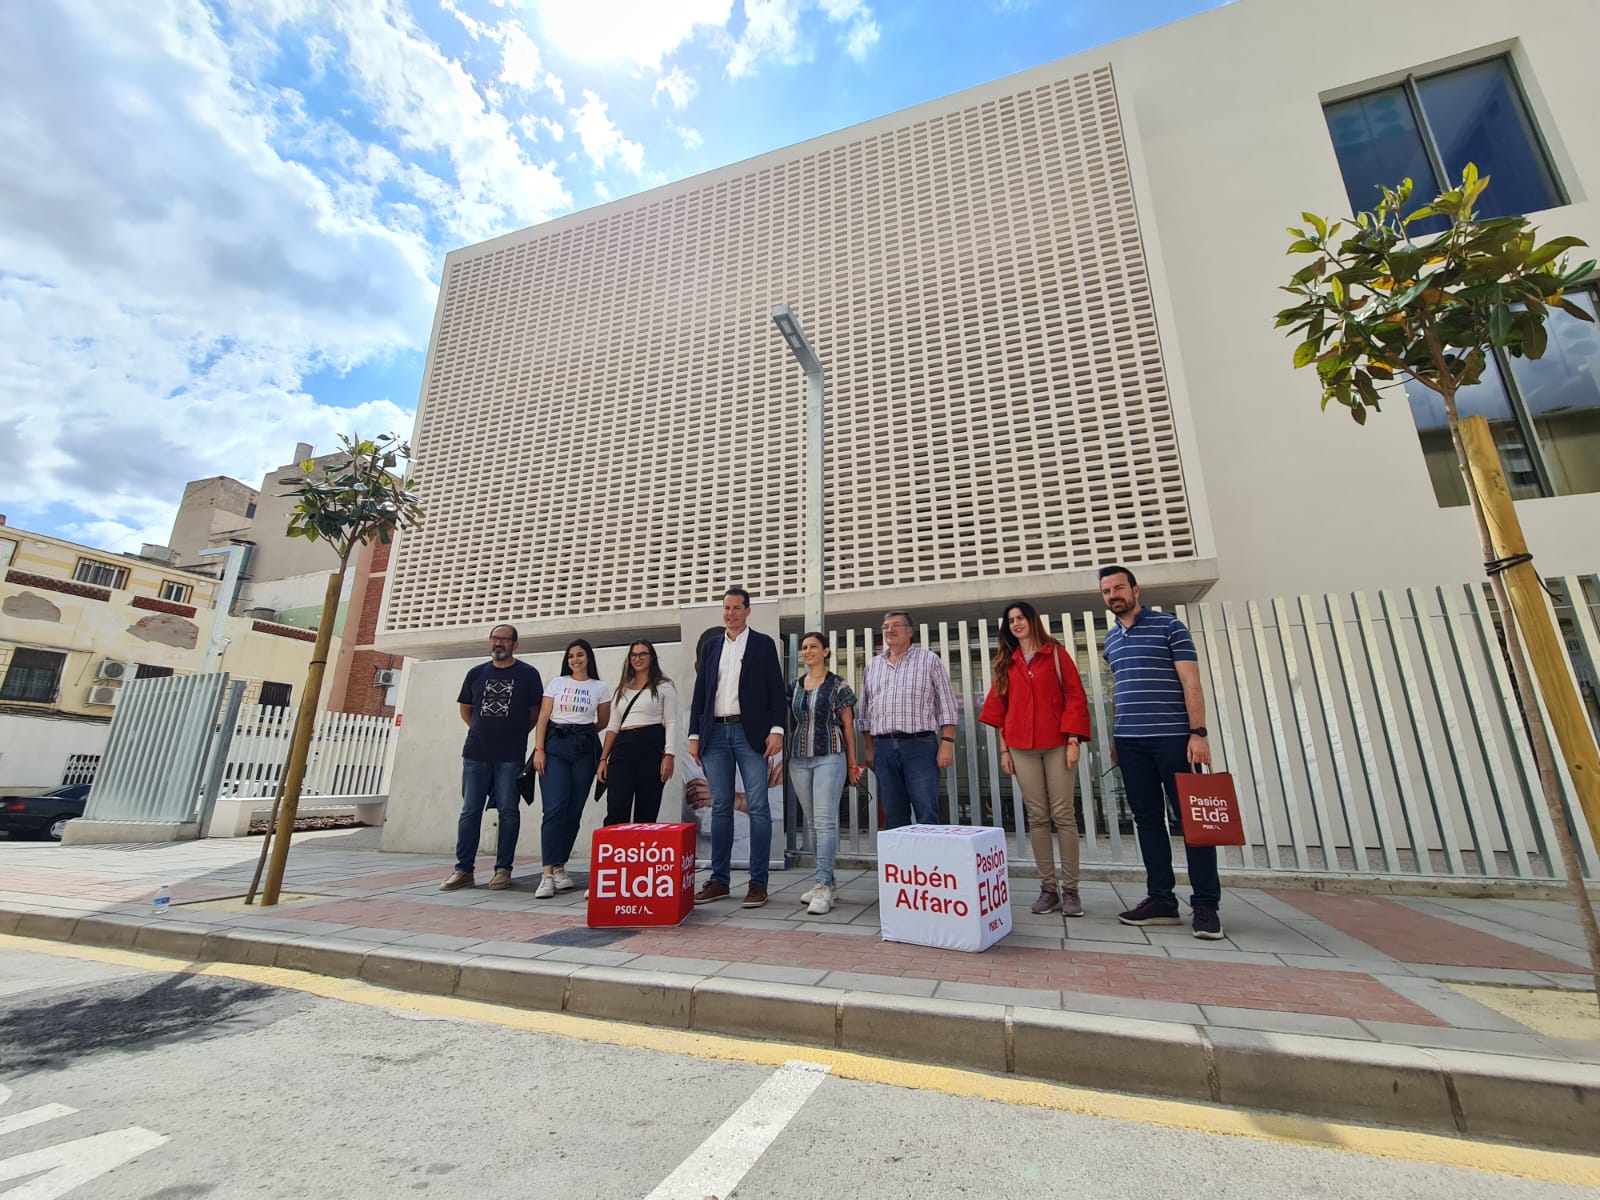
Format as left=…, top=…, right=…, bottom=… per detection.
left=80, top=672, right=393, bottom=830
left=785, top=574, right=1600, bottom=884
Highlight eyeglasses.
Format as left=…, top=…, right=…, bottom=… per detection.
left=629, top=651, right=651, bottom=659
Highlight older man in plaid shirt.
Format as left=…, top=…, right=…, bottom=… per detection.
left=859, top=610, right=960, bottom=827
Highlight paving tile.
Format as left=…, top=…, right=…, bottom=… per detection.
left=1405, top=963, right=1551, bottom=987
left=1057, top=991, right=1205, bottom=1025
left=1373, top=975, right=1532, bottom=1032
left=1269, top=890, right=1578, bottom=973
left=1277, top=954, right=1415, bottom=975
left=1161, top=946, right=1288, bottom=967
left=534, top=946, right=640, bottom=967
left=456, top=940, right=560, bottom=960
left=823, top=971, right=941, bottom=997
left=1061, top=921, right=1154, bottom=944
left=714, top=962, right=831, bottom=987
left=619, top=954, right=724, bottom=976
left=1201, top=1005, right=1375, bottom=1040
left=934, top=981, right=1062, bottom=1009
left=1359, top=1021, right=1565, bottom=1058
left=393, top=932, right=483, bottom=951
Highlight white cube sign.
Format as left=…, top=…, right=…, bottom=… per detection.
left=878, top=825, right=1012, bottom=952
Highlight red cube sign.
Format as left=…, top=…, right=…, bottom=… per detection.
left=586, top=822, right=697, bottom=928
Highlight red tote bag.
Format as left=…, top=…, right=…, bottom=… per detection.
left=1174, top=767, right=1246, bottom=847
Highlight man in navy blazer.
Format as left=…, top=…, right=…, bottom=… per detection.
left=688, top=587, right=787, bottom=907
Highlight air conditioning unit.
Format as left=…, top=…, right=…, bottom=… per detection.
left=88, top=685, right=121, bottom=706
left=374, top=668, right=402, bottom=687
left=96, top=658, right=131, bottom=681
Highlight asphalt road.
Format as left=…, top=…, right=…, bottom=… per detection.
left=0, top=941, right=1594, bottom=1199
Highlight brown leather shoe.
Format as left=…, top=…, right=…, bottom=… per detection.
left=742, top=883, right=769, bottom=909
left=488, top=868, right=512, bottom=890
left=694, top=879, right=731, bottom=903
left=439, top=870, right=474, bottom=892
left=1060, top=890, right=1084, bottom=918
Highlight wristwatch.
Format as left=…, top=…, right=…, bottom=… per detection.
left=1189, top=727, right=1208, bottom=738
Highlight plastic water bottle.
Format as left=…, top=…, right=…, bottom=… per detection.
left=152, top=884, right=171, bottom=917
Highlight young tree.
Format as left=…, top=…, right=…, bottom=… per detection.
left=1276, top=167, right=1600, bottom=1004
left=251, top=433, right=423, bottom=906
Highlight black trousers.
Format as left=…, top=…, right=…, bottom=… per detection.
left=604, top=724, right=668, bottom=826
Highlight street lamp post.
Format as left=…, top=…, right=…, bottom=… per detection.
left=770, top=303, right=825, bottom=632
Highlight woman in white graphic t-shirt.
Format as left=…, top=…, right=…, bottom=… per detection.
left=530, top=639, right=612, bottom=898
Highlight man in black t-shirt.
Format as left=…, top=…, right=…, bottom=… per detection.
left=441, top=624, right=544, bottom=892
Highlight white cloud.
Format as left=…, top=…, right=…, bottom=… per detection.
left=536, top=0, right=733, bottom=69
left=842, top=14, right=879, bottom=60
left=594, top=180, right=612, bottom=200
left=724, top=0, right=881, bottom=78
left=0, top=0, right=575, bottom=550
left=653, top=65, right=699, bottom=110
left=499, top=21, right=543, bottom=90
left=670, top=122, right=703, bottom=150
left=541, top=115, right=566, bottom=141
left=545, top=72, right=566, bottom=103
left=571, top=90, right=645, bottom=175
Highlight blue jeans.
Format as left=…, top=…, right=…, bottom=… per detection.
left=541, top=730, right=597, bottom=867
left=456, top=759, right=522, bottom=873
left=874, top=734, right=942, bottom=828
left=1115, top=735, right=1221, bottom=908
left=700, top=721, right=773, bottom=886
left=789, top=752, right=845, bottom=886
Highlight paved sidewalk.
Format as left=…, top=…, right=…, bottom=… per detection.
left=3, top=831, right=1596, bottom=1151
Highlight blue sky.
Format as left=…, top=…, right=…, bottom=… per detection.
left=0, top=0, right=1229, bottom=554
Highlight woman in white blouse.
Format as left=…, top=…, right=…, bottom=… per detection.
left=530, top=639, right=612, bottom=898
left=597, top=639, right=678, bottom=825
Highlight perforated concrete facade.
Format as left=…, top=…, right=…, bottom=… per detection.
left=385, top=63, right=1210, bottom=651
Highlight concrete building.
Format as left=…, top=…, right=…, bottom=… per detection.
left=165, top=446, right=401, bottom=719
left=0, top=519, right=323, bottom=791
left=374, top=0, right=1599, bottom=858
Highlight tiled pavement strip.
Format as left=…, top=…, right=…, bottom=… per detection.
left=3, top=830, right=1597, bottom=1150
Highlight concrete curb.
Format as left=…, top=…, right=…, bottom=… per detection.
left=8, top=908, right=1596, bottom=1153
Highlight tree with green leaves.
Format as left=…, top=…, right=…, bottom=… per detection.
left=1276, top=166, right=1600, bottom=1005
left=251, top=433, right=424, bottom=906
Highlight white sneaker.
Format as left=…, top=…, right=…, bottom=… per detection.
left=807, top=885, right=834, bottom=915
left=800, top=885, right=817, bottom=904
left=552, top=866, right=575, bottom=892
left=534, top=874, right=556, bottom=899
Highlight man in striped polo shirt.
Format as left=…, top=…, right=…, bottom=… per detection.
left=1099, top=565, right=1223, bottom=940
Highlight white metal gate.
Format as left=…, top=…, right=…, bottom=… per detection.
left=786, top=575, right=1600, bottom=883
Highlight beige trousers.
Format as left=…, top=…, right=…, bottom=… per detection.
left=1010, top=745, right=1080, bottom=893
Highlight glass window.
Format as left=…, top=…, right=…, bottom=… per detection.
left=1325, top=87, right=1443, bottom=230
left=1414, top=60, right=1562, bottom=218
left=135, top=664, right=175, bottom=680
left=1325, top=57, right=1561, bottom=222
left=1406, top=287, right=1600, bottom=506
left=1, top=649, right=65, bottom=703
left=1507, top=289, right=1600, bottom=496
left=0, top=538, right=15, bottom=569
left=159, top=580, right=193, bottom=604
left=259, top=681, right=293, bottom=708
left=73, top=559, right=129, bottom=589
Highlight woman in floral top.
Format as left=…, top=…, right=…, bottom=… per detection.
left=787, top=632, right=863, bottom=915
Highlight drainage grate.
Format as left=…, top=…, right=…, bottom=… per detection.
left=528, top=926, right=641, bottom=949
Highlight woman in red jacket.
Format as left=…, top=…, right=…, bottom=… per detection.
left=979, top=600, right=1092, bottom=916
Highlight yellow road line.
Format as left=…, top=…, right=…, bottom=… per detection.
left=7, top=933, right=1597, bottom=1186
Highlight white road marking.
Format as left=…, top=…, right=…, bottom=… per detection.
left=0, top=1105, right=77, bottom=1137
left=0, top=1126, right=168, bottom=1199
left=644, top=1059, right=832, bottom=1200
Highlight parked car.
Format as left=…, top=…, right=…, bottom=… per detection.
left=0, top=783, right=91, bottom=841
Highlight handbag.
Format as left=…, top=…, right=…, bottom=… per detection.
left=593, top=687, right=647, bottom=804
left=1174, top=765, right=1246, bottom=847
